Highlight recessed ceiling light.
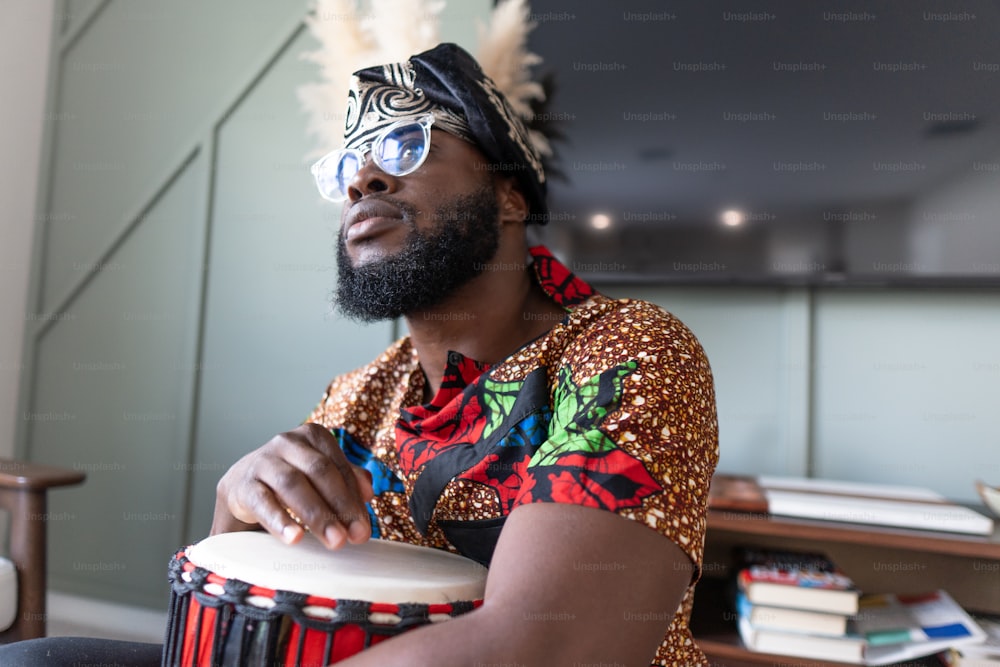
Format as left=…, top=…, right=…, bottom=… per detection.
left=721, top=209, right=745, bottom=227
left=591, top=213, right=612, bottom=230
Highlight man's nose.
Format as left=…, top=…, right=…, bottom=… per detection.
left=346, top=159, right=398, bottom=201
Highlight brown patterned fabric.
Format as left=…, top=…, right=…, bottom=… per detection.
left=306, top=246, right=719, bottom=666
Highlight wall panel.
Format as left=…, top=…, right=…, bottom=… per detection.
left=57, top=0, right=104, bottom=38
left=812, top=290, right=1000, bottom=501
left=43, top=0, right=307, bottom=309
left=29, top=152, right=206, bottom=605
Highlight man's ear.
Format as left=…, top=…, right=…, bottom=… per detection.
left=495, top=176, right=529, bottom=225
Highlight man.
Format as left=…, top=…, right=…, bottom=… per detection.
left=211, top=43, right=719, bottom=666
left=0, top=42, right=717, bottom=666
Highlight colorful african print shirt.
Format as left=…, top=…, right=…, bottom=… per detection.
left=306, top=246, right=719, bottom=666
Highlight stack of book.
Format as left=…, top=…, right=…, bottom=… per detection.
left=735, top=547, right=866, bottom=663
left=734, top=548, right=991, bottom=666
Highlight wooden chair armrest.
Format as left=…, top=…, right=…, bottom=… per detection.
left=0, top=458, right=86, bottom=642
left=0, top=459, right=86, bottom=490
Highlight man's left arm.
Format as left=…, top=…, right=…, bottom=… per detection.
left=338, top=501, right=692, bottom=666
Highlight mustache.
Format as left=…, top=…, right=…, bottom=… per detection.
left=336, top=195, right=422, bottom=257
left=342, top=195, right=420, bottom=229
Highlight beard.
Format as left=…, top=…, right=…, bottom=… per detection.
left=334, top=184, right=501, bottom=322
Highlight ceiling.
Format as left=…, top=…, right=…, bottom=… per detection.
left=526, top=0, right=1000, bottom=227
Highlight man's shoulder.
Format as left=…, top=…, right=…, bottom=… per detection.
left=571, top=294, right=699, bottom=347
left=552, top=294, right=713, bottom=383
left=307, top=336, right=418, bottom=431
left=317, top=337, right=418, bottom=405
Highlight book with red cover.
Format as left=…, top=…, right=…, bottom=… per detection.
left=736, top=547, right=861, bottom=615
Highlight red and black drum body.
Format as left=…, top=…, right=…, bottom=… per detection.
left=163, top=532, right=487, bottom=667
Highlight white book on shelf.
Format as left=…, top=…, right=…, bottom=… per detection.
left=738, top=593, right=850, bottom=636
left=758, top=476, right=995, bottom=536
left=758, top=476, right=947, bottom=502
left=737, top=616, right=866, bottom=663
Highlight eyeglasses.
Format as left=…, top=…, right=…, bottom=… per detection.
left=310, top=114, right=436, bottom=203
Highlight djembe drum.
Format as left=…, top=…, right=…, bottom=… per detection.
left=163, top=531, right=487, bottom=666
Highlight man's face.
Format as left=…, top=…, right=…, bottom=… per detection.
left=334, top=129, right=501, bottom=321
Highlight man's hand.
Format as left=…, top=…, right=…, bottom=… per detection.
left=211, top=423, right=374, bottom=549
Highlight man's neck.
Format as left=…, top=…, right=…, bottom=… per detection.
left=403, top=248, right=566, bottom=399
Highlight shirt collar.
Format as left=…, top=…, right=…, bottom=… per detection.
left=528, top=245, right=597, bottom=309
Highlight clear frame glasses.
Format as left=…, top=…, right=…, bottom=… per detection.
left=310, top=114, right=436, bottom=202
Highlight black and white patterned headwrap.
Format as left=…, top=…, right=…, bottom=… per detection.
left=344, top=43, right=548, bottom=223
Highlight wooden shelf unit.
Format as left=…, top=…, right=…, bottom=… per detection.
left=692, top=508, right=1000, bottom=667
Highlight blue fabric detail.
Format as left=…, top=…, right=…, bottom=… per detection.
left=495, top=407, right=551, bottom=450
left=334, top=428, right=405, bottom=538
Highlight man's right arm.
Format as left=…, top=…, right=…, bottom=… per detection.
left=211, top=422, right=374, bottom=549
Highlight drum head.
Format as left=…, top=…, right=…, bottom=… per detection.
left=185, top=532, right=487, bottom=604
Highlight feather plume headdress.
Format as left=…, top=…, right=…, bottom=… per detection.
left=297, top=0, right=550, bottom=161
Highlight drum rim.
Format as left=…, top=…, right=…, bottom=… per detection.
left=171, top=549, right=485, bottom=615
left=180, top=532, right=488, bottom=605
